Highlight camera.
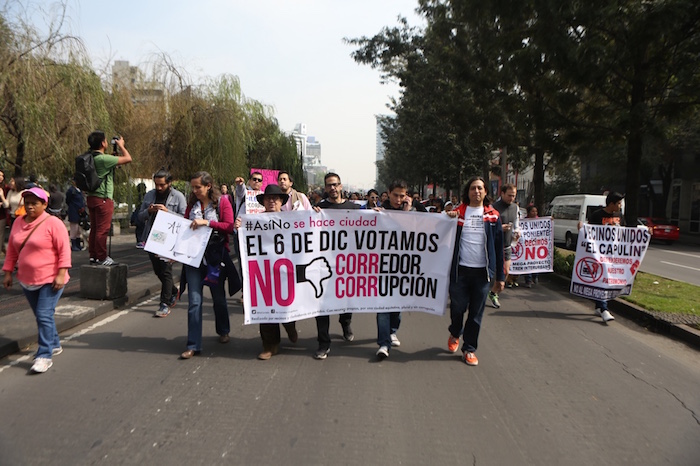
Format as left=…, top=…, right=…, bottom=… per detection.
left=111, top=136, right=120, bottom=153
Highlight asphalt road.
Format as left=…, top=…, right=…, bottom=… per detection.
left=1, top=279, right=698, bottom=465
left=638, top=242, right=700, bottom=286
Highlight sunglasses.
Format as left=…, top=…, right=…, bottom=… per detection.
left=325, top=182, right=341, bottom=188
left=251, top=177, right=263, bottom=182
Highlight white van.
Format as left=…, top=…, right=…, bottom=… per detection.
left=548, top=194, right=625, bottom=249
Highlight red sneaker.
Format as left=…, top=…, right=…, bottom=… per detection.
left=463, top=351, right=478, bottom=366
left=447, top=335, right=459, bottom=353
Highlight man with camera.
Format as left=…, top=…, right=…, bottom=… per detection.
left=86, top=131, right=132, bottom=266
left=137, top=169, right=187, bottom=317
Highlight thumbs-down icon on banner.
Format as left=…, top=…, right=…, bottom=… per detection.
left=296, top=257, right=333, bottom=298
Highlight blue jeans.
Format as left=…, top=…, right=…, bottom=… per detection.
left=377, top=312, right=401, bottom=348
left=23, top=284, right=64, bottom=359
left=449, top=266, right=490, bottom=353
left=594, top=299, right=608, bottom=311
left=185, top=264, right=229, bottom=351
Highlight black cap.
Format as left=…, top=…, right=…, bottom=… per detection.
left=256, top=184, right=289, bottom=205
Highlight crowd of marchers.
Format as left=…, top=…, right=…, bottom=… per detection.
left=2, top=131, right=625, bottom=374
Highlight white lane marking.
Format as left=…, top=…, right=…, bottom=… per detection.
left=61, top=310, right=131, bottom=342
left=659, top=261, right=700, bottom=272
left=0, top=296, right=157, bottom=374
left=0, top=354, right=33, bottom=374
left=664, top=250, right=700, bottom=259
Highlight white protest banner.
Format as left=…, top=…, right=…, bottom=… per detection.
left=510, top=217, right=554, bottom=274
left=238, top=210, right=457, bottom=324
left=245, top=189, right=264, bottom=214
left=570, top=225, right=651, bottom=300
left=144, top=210, right=212, bottom=267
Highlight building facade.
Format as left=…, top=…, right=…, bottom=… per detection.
left=290, top=123, right=327, bottom=187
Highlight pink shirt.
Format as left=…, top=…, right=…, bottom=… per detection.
left=282, top=189, right=312, bottom=211
left=3, top=212, right=72, bottom=285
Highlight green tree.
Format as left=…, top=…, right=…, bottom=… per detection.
left=0, top=5, right=110, bottom=180
left=540, top=0, right=700, bottom=224
left=245, top=103, right=306, bottom=192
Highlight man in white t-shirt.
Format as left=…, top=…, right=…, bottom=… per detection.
left=446, top=177, right=505, bottom=367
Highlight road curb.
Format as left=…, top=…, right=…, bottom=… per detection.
left=548, top=273, right=700, bottom=350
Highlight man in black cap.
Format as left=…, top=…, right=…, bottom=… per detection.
left=588, top=192, right=625, bottom=323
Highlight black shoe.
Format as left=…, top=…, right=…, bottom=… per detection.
left=342, top=324, right=354, bottom=342
left=287, top=327, right=299, bottom=343
left=314, top=348, right=330, bottom=360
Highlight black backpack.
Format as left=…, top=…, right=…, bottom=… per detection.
left=74, top=151, right=103, bottom=192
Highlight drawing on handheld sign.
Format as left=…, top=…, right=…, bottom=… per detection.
left=512, top=241, right=523, bottom=261
left=144, top=210, right=212, bottom=267
left=575, top=257, right=603, bottom=284
left=296, top=257, right=333, bottom=298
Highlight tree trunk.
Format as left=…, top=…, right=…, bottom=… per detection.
left=533, top=147, right=545, bottom=213
left=625, top=53, right=648, bottom=226
left=501, top=147, right=507, bottom=186
left=14, top=132, right=24, bottom=177
left=659, top=161, right=673, bottom=218
left=533, top=97, right=545, bottom=213
left=625, top=128, right=642, bottom=225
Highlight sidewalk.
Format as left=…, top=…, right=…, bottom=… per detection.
left=0, top=263, right=166, bottom=360
left=0, top=225, right=178, bottom=359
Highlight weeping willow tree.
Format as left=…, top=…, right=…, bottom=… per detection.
left=103, top=59, right=169, bottom=180
left=156, top=67, right=302, bottom=188
left=161, top=74, right=250, bottom=183
left=0, top=3, right=109, bottom=181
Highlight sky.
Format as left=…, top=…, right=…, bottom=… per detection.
left=25, top=0, right=424, bottom=190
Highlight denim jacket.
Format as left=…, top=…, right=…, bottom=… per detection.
left=450, top=203, right=506, bottom=283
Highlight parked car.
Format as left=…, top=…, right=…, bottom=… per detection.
left=638, top=217, right=680, bottom=244
left=547, top=194, right=625, bottom=249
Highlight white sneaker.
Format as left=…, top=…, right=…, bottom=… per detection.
left=101, top=256, right=115, bottom=266
left=601, top=310, right=615, bottom=322
left=390, top=333, right=401, bottom=347
left=31, top=357, right=53, bottom=373
left=376, top=346, right=389, bottom=359
left=33, top=347, right=63, bottom=360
